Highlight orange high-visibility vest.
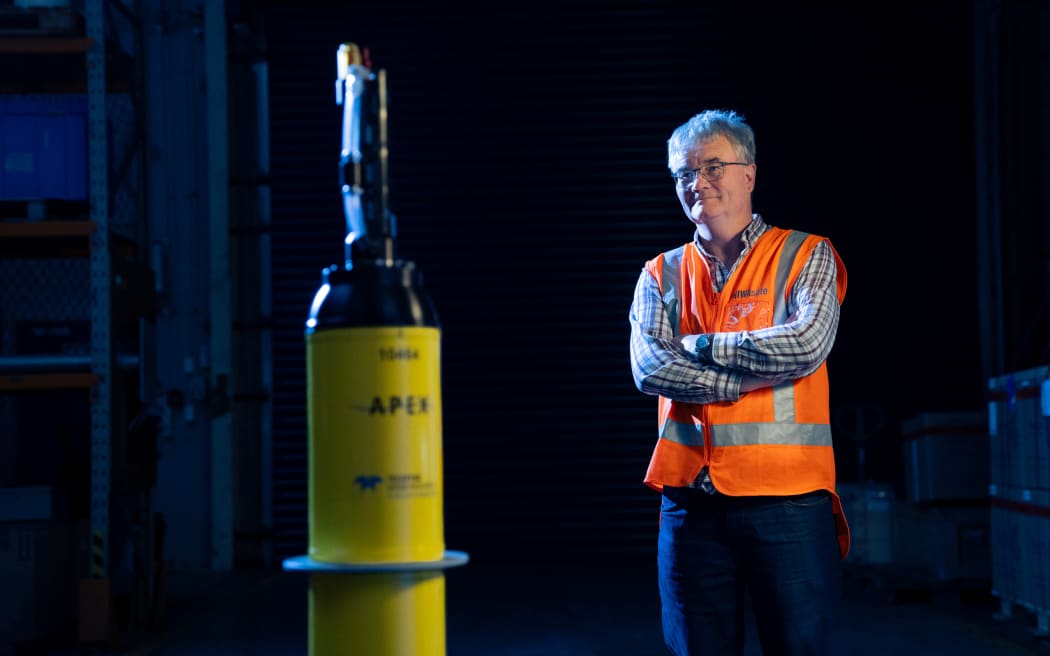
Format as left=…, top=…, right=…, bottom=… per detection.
left=644, top=227, right=851, bottom=558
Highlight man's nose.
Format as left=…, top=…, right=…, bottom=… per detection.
left=691, top=175, right=711, bottom=191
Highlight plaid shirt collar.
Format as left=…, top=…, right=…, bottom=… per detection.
left=693, top=214, right=768, bottom=288
left=693, top=213, right=767, bottom=258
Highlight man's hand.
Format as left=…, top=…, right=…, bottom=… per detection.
left=675, top=334, right=699, bottom=356
left=671, top=334, right=786, bottom=394
left=674, top=333, right=714, bottom=363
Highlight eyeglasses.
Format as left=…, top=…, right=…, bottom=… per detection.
left=672, top=161, right=749, bottom=187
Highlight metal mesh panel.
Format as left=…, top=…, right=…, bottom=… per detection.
left=0, top=258, right=90, bottom=355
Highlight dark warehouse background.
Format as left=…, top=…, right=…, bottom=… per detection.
left=0, top=0, right=1048, bottom=653
left=264, top=1, right=989, bottom=558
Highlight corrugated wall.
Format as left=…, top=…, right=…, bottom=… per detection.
left=264, top=5, right=745, bottom=561
left=262, top=3, right=979, bottom=561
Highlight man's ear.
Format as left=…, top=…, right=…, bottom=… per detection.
left=745, top=163, right=757, bottom=192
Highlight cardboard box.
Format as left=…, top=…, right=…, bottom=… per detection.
left=77, top=577, right=112, bottom=644
left=901, top=411, right=988, bottom=503
left=0, top=96, right=87, bottom=201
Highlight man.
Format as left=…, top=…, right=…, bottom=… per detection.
left=628, top=109, right=849, bottom=656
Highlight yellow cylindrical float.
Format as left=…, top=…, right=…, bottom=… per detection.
left=282, top=41, right=467, bottom=656
left=284, top=262, right=467, bottom=656
left=310, top=571, right=446, bottom=656
left=308, top=325, right=444, bottom=564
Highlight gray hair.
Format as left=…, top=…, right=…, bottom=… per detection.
left=667, top=109, right=756, bottom=170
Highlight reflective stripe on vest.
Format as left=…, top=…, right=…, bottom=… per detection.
left=709, top=422, right=833, bottom=447
left=771, top=230, right=808, bottom=424
left=660, top=417, right=705, bottom=447
left=773, top=230, right=808, bottom=324
left=660, top=247, right=683, bottom=335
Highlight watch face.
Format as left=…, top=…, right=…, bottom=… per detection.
left=692, top=334, right=711, bottom=361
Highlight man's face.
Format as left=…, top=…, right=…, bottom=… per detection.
left=670, top=135, right=756, bottom=228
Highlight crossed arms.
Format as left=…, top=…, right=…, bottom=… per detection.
left=628, top=241, right=841, bottom=405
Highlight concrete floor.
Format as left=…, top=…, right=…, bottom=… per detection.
left=68, top=555, right=1049, bottom=655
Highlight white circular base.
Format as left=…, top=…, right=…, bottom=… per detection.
left=282, top=550, right=469, bottom=574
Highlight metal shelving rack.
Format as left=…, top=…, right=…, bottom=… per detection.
left=0, top=1, right=148, bottom=643
left=85, top=0, right=113, bottom=582
left=0, top=0, right=114, bottom=576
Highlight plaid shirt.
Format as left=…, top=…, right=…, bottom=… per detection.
left=628, top=215, right=841, bottom=491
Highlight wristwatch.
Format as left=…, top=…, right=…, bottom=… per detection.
left=693, top=333, right=713, bottom=363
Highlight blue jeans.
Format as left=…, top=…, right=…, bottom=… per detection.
left=658, top=487, right=842, bottom=656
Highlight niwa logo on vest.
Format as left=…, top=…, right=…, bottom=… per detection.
left=727, top=287, right=772, bottom=328
left=730, top=287, right=768, bottom=299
